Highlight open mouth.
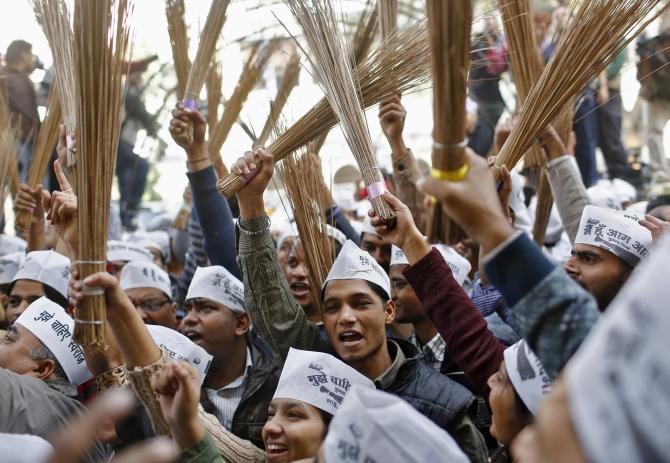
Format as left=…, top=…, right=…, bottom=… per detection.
left=290, top=282, right=310, bottom=298
left=338, top=330, right=363, bottom=347
left=266, top=443, right=289, bottom=460
left=182, top=330, right=202, bottom=344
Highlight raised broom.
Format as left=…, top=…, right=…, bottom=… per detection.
left=287, top=0, right=396, bottom=228
left=426, top=0, right=472, bottom=244
left=166, top=0, right=191, bottom=100
left=30, top=0, right=77, bottom=169
left=72, top=0, right=133, bottom=347
left=15, top=88, right=62, bottom=231
left=217, top=17, right=431, bottom=200
left=494, top=0, right=667, bottom=176
left=174, top=0, right=230, bottom=147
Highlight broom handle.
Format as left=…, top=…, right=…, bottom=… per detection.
left=430, top=139, right=469, bottom=182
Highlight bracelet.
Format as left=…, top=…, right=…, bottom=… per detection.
left=186, top=155, right=210, bottom=165
left=237, top=216, right=271, bottom=236
left=93, top=365, right=128, bottom=393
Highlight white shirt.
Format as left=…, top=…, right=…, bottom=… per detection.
left=205, top=348, right=253, bottom=430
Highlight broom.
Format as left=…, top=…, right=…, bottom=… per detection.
left=281, top=143, right=335, bottom=313
left=286, top=0, right=397, bottom=228
left=30, top=0, right=77, bottom=169
left=426, top=0, right=472, bottom=244
left=209, top=40, right=278, bottom=170
left=217, top=18, right=431, bottom=199
left=72, top=0, right=133, bottom=347
left=494, top=0, right=667, bottom=176
left=15, top=88, right=62, bottom=231
left=311, top=1, right=379, bottom=155
left=206, top=53, right=223, bottom=136
left=165, top=0, right=191, bottom=100
left=174, top=0, right=230, bottom=147
left=256, top=53, right=301, bottom=147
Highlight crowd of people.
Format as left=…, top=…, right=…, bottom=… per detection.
left=1, top=2, right=670, bottom=463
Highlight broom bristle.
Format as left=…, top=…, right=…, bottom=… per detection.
left=378, top=0, right=398, bottom=40
left=256, top=53, right=301, bottom=148
left=532, top=169, right=553, bottom=245
left=166, top=0, right=191, bottom=99
left=15, top=88, right=62, bottom=231
left=495, top=0, right=667, bottom=176
left=217, top=19, right=431, bottom=199
left=311, top=0, right=378, bottom=155
left=183, top=0, right=229, bottom=105
left=281, top=145, right=335, bottom=313
left=206, top=51, right=223, bottom=136
left=287, top=0, right=396, bottom=228
left=209, top=40, right=278, bottom=168
left=73, top=0, right=133, bottom=347
left=30, top=0, right=77, bottom=168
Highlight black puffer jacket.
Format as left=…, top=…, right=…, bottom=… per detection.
left=385, top=339, right=476, bottom=428
left=200, top=334, right=280, bottom=449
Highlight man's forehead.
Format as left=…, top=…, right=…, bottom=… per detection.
left=573, top=243, right=608, bottom=257
left=9, top=323, right=38, bottom=344
left=324, top=279, right=376, bottom=299
left=10, top=279, right=44, bottom=295
left=126, top=286, right=165, bottom=300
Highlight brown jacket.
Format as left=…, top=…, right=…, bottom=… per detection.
left=0, top=66, right=39, bottom=142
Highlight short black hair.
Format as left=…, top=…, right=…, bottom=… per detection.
left=7, top=281, right=68, bottom=309
left=6, top=40, right=32, bottom=65
left=29, top=338, right=68, bottom=382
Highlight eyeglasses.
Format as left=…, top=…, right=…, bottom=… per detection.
left=131, top=299, right=170, bottom=313
left=6, top=295, right=42, bottom=309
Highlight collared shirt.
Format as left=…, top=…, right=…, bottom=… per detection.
left=411, top=333, right=446, bottom=372
left=205, top=348, right=253, bottom=430
left=374, top=340, right=405, bottom=390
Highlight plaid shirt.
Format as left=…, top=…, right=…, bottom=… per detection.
left=470, top=277, right=513, bottom=325
left=411, top=333, right=447, bottom=372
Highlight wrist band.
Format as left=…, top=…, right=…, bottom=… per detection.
left=237, top=216, right=271, bottom=236
left=183, top=98, right=197, bottom=110
left=431, top=164, right=469, bottom=182
left=366, top=181, right=387, bottom=200
left=186, top=156, right=210, bottom=165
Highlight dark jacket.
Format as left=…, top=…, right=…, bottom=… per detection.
left=200, top=334, right=280, bottom=450
left=0, top=67, right=39, bottom=142
left=385, top=339, right=476, bottom=428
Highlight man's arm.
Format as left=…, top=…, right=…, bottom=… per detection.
left=233, top=148, right=328, bottom=361
left=404, top=247, right=505, bottom=399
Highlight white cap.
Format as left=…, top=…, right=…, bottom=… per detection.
left=107, top=240, right=154, bottom=263
left=0, top=433, right=53, bottom=463
left=15, top=297, right=92, bottom=385
left=324, top=241, right=390, bottom=300
left=185, top=266, right=245, bottom=313
left=145, top=231, right=171, bottom=261
left=611, top=178, right=637, bottom=204
left=503, top=340, right=551, bottom=415
left=575, top=205, right=652, bottom=267
left=360, top=215, right=380, bottom=237
left=390, top=244, right=471, bottom=287
left=0, top=252, right=25, bottom=285
left=588, top=180, right=622, bottom=210
left=274, top=348, right=374, bottom=415
left=127, top=232, right=167, bottom=260
left=325, top=224, right=347, bottom=247
left=565, top=233, right=670, bottom=463
left=509, top=170, right=533, bottom=234
left=0, top=234, right=27, bottom=256
left=324, top=386, right=469, bottom=463
left=12, top=250, right=70, bottom=299
left=146, top=325, right=212, bottom=385
left=119, top=260, right=172, bottom=299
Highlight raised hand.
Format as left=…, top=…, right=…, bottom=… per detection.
left=42, top=160, right=78, bottom=253
left=151, top=361, right=205, bottom=450
left=369, top=191, right=430, bottom=265
left=169, top=103, right=208, bottom=154
left=378, top=94, right=407, bottom=145
left=639, top=215, right=670, bottom=243
left=231, top=147, right=275, bottom=219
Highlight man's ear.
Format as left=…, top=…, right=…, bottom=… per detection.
left=384, top=300, right=396, bottom=326
left=235, top=313, right=250, bottom=336
left=32, top=357, right=56, bottom=381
